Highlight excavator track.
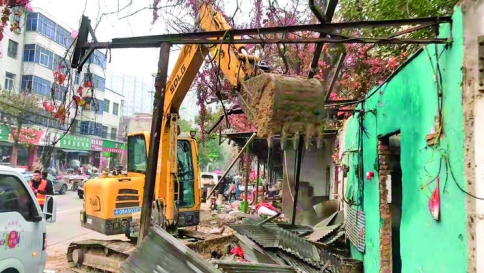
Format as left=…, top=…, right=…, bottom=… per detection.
left=66, top=233, right=206, bottom=272
left=67, top=239, right=137, bottom=272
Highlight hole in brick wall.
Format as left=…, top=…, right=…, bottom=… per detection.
left=381, top=133, right=402, bottom=273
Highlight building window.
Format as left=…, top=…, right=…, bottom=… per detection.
left=52, top=83, right=66, bottom=101
left=53, top=54, right=69, bottom=74
left=26, top=12, right=38, bottom=31
left=102, top=126, right=108, bottom=138
left=22, top=75, right=50, bottom=97
left=84, top=73, right=105, bottom=91
left=112, top=102, right=119, bottom=116
left=7, top=40, right=18, bottom=58
left=75, top=72, right=80, bottom=84
left=97, top=99, right=104, bottom=114
left=55, top=25, right=73, bottom=48
left=32, top=76, right=50, bottom=97
left=21, top=75, right=32, bottom=91
left=5, top=72, right=15, bottom=91
left=104, top=99, right=110, bottom=113
left=39, top=47, right=53, bottom=68
left=88, top=50, right=107, bottom=69
left=23, top=44, right=36, bottom=62
left=37, top=14, right=55, bottom=39
left=110, top=127, right=117, bottom=140
left=10, top=7, right=21, bottom=28
left=80, top=121, right=104, bottom=137
left=93, top=74, right=105, bottom=91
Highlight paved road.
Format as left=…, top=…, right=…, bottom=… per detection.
left=45, top=190, right=124, bottom=271
left=46, top=190, right=88, bottom=246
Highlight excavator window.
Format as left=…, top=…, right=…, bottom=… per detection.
left=175, top=140, right=195, bottom=208
left=127, top=134, right=147, bottom=173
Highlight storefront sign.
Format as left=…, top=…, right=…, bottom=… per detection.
left=91, top=138, right=103, bottom=151
left=59, top=135, right=91, bottom=151
left=102, top=140, right=126, bottom=154
left=0, top=125, right=8, bottom=142
left=39, top=131, right=62, bottom=147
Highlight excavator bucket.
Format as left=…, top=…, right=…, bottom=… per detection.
left=238, top=73, right=328, bottom=145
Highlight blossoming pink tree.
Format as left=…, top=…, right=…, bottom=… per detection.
left=0, top=0, right=32, bottom=41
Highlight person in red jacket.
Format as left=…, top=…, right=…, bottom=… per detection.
left=29, top=169, right=54, bottom=210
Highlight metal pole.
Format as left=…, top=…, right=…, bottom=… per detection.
left=291, top=135, right=304, bottom=225
left=267, top=144, right=272, bottom=183
left=255, top=156, right=260, bottom=204
left=244, top=151, right=251, bottom=213
left=207, top=132, right=257, bottom=199
left=138, top=42, right=171, bottom=244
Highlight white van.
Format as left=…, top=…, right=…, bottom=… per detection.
left=0, top=166, right=57, bottom=273
left=200, top=172, right=222, bottom=201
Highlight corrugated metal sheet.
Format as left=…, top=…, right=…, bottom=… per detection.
left=212, top=261, right=297, bottom=273
left=275, top=250, right=321, bottom=273
left=308, top=223, right=342, bottom=242
left=120, top=226, right=221, bottom=273
left=230, top=224, right=321, bottom=267
left=261, top=222, right=314, bottom=236
left=345, top=205, right=366, bottom=253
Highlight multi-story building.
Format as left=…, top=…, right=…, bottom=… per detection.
left=0, top=8, right=127, bottom=170
left=105, top=70, right=154, bottom=116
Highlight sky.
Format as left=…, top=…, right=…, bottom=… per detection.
left=30, top=0, right=250, bottom=121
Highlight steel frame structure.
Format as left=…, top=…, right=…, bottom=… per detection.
left=70, top=4, right=453, bottom=240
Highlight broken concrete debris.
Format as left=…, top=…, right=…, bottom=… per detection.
left=120, top=199, right=362, bottom=273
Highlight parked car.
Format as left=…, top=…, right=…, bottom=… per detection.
left=0, top=165, right=57, bottom=273
left=22, top=173, right=68, bottom=195
left=77, top=173, right=102, bottom=199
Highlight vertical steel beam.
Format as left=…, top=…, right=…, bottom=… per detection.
left=138, top=42, right=171, bottom=244
left=255, top=156, right=260, bottom=203
left=291, top=136, right=304, bottom=225
left=244, top=150, right=251, bottom=213
left=308, top=0, right=339, bottom=79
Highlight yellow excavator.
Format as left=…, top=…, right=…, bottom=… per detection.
left=67, top=2, right=328, bottom=271
left=78, top=131, right=200, bottom=237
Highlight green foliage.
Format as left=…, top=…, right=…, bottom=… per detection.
left=336, top=0, right=459, bottom=59
left=178, top=118, right=193, bottom=133
left=338, top=0, right=458, bottom=22
left=181, top=107, right=227, bottom=170
left=0, top=90, right=44, bottom=145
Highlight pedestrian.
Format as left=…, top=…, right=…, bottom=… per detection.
left=235, top=174, right=241, bottom=199
left=29, top=170, right=54, bottom=211
left=229, top=181, right=236, bottom=203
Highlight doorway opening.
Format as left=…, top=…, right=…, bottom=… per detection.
left=382, top=133, right=402, bottom=273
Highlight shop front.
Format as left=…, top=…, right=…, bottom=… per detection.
left=91, top=138, right=103, bottom=169
left=59, top=135, right=92, bottom=170
left=1, top=126, right=43, bottom=169
left=37, top=130, right=62, bottom=170
left=102, top=140, right=126, bottom=170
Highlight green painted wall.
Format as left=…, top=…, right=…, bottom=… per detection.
left=343, top=8, right=466, bottom=273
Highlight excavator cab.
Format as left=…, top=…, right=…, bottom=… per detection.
left=80, top=131, right=201, bottom=239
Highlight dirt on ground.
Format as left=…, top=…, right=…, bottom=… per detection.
left=45, top=204, right=234, bottom=272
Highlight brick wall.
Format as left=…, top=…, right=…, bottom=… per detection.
left=378, top=139, right=392, bottom=273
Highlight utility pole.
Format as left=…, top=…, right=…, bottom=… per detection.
left=138, top=42, right=171, bottom=244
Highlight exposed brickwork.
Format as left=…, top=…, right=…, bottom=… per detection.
left=378, top=139, right=392, bottom=273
